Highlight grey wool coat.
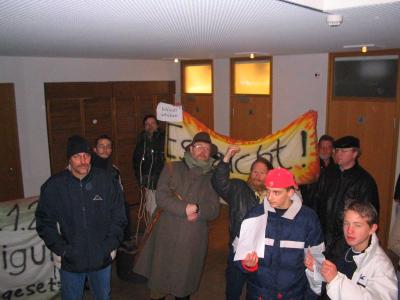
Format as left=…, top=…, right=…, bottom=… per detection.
left=134, top=160, right=220, bottom=297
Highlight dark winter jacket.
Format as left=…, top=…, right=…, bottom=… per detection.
left=91, top=153, right=122, bottom=188
left=236, top=195, right=324, bottom=300
left=316, top=163, right=379, bottom=255
left=300, top=157, right=336, bottom=210
left=132, top=130, right=165, bottom=190
left=35, top=167, right=127, bottom=272
left=211, top=161, right=259, bottom=244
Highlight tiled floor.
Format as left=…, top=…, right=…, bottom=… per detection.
left=84, top=205, right=230, bottom=300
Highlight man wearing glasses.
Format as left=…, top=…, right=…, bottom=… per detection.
left=134, top=132, right=220, bottom=300
left=316, top=135, right=380, bottom=259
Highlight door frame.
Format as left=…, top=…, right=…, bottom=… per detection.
left=326, top=49, right=400, bottom=247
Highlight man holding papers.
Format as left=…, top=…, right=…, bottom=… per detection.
left=235, top=168, right=324, bottom=300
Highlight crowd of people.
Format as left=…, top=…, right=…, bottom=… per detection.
left=35, top=115, right=399, bottom=300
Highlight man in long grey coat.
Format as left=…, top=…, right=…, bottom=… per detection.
left=134, top=132, right=220, bottom=300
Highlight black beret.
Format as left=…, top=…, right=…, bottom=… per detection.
left=333, top=136, right=360, bottom=149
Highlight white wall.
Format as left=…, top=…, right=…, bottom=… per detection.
left=0, top=56, right=177, bottom=197
left=273, top=53, right=328, bottom=137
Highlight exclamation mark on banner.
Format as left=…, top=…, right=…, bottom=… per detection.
left=301, top=131, right=307, bottom=168
left=301, top=130, right=307, bottom=157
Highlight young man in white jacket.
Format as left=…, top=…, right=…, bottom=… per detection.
left=305, top=200, right=398, bottom=300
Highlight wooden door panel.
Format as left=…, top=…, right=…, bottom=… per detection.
left=0, top=83, right=24, bottom=201
left=230, top=95, right=272, bottom=140
left=47, top=98, right=82, bottom=173
left=181, top=94, right=213, bottom=129
left=328, top=99, right=396, bottom=247
left=83, top=97, right=113, bottom=145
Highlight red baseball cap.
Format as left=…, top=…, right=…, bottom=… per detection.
left=265, top=168, right=298, bottom=189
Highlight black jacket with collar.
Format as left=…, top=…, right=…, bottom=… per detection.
left=316, top=163, right=379, bottom=254
left=35, top=167, right=127, bottom=272
left=132, top=130, right=165, bottom=190
left=211, top=161, right=259, bottom=244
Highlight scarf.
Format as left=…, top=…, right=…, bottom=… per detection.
left=183, top=151, right=214, bottom=174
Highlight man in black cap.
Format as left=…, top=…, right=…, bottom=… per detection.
left=134, top=131, right=220, bottom=300
left=35, top=135, right=127, bottom=300
left=316, top=135, right=379, bottom=258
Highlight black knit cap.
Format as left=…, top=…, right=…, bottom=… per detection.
left=333, top=135, right=360, bottom=149
left=66, top=135, right=91, bottom=159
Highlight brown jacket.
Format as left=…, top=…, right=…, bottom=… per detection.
left=134, top=160, right=220, bottom=297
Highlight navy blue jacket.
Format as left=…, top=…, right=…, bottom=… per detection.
left=35, top=167, right=127, bottom=272
left=236, top=196, right=324, bottom=300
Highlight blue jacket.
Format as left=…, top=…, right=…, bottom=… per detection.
left=236, top=195, right=324, bottom=300
left=35, top=167, right=127, bottom=272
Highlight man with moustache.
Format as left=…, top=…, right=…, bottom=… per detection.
left=212, top=145, right=273, bottom=300
left=134, top=132, right=220, bottom=300
left=36, top=135, right=127, bottom=300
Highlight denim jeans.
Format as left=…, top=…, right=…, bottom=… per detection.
left=226, top=247, right=248, bottom=300
left=60, top=265, right=111, bottom=300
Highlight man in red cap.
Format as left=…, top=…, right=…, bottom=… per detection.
left=235, top=168, right=324, bottom=300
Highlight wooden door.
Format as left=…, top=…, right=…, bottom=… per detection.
left=0, top=83, right=24, bottom=201
left=181, top=95, right=213, bottom=129
left=230, top=57, right=272, bottom=140
left=113, top=81, right=175, bottom=204
left=181, top=60, right=214, bottom=129
left=230, top=95, right=272, bottom=139
left=326, top=51, right=400, bottom=247
left=45, top=82, right=113, bottom=174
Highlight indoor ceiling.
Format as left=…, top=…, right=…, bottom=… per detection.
left=1, top=0, right=400, bottom=60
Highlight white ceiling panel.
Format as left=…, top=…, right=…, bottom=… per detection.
left=0, top=0, right=399, bottom=59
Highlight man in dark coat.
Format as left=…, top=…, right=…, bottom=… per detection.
left=134, top=132, right=220, bottom=300
left=300, top=134, right=335, bottom=210
left=92, top=134, right=133, bottom=248
left=316, top=135, right=380, bottom=258
left=132, top=114, right=165, bottom=216
left=211, top=145, right=272, bottom=300
left=36, top=135, right=127, bottom=300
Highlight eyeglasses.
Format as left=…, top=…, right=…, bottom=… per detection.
left=192, top=144, right=211, bottom=152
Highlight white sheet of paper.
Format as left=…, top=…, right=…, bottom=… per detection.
left=156, top=102, right=183, bottom=122
left=304, top=247, right=326, bottom=282
left=234, top=213, right=267, bottom=261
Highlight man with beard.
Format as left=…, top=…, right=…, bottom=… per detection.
left=36, top=135, right=127, bottom=299
left=134, top=132, right=220, bottom=300
left=211, top=145, right=273, bottom=300
left=132, top=114, right=165, bottom=216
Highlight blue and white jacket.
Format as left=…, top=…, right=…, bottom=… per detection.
left=235, top=194, right=324, bottom=300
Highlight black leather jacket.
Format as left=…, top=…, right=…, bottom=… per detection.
left=211, top=161, right=259, bottom=244
left=132, top=130, right=165, bottom=190
left=316, top=163, right=379, bottom=254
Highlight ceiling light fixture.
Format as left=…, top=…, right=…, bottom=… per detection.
left=174, top=58, right=179, bottom=63
left=234, top=52, right=269, bottom=57
left=343, top=44, right=376, bottom=50
left=326, top=14, right=343, bottom=27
